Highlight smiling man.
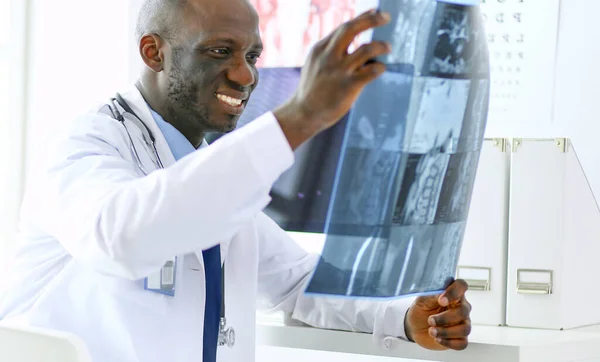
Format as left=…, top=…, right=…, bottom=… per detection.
left=0, top=0, right=472, bottom=361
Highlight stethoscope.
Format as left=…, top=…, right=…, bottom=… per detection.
left=106, top=93, right=235, bottom=348
left=107, top=93, right=164, bottom=175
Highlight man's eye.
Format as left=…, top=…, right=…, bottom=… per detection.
left=246, top=53, right=261, bottom=63
left=210, top=49, right=229, bottom=56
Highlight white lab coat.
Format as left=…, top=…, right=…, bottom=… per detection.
left=0, top=86, right=414, bottom=362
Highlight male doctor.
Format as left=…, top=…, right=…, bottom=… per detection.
left=0, top=0, right=472, bottom=361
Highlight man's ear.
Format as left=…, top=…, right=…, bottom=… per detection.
left=139, top=34, right=166, bottom=72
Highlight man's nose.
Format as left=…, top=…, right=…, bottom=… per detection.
left=226, top=58, right=256, bottom=88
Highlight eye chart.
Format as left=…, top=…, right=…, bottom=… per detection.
left=479, top=0, right=561, bottom=131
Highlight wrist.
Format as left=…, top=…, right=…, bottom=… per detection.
left=404, top=307, right=415, bottom=342
left=272, top=99, right=320, bottom=150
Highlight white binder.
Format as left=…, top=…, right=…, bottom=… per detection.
left=506, top=138, right=600, bottom=330
left=457, top=138, right=511, bottom=326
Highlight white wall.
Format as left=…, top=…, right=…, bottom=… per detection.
left=24, top=0, right=138, bottom=186
left=552, top=0, right=600, bottom=203
left=0, top=0, right=28, bottom=263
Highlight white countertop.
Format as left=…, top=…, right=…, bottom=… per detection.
left=256, top=318, right=600, bottom=362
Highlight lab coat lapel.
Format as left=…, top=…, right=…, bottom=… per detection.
left=195, top=139, right=233, bottom=264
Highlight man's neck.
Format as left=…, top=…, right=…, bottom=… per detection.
left=135, top=80, right=205, bottom=148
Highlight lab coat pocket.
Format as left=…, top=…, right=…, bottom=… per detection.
left=97, top=274, right=169, bottom=315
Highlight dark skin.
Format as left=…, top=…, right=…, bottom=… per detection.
left=136, top=0, right=471, bottom=351
left=406, top=279, right=471, bottom=350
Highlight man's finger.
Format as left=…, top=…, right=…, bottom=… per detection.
left=345, top=41, right=391, bottom=71
left=328, top=9, right=391, bottom=57
left=435, top=337, right=469, bottom=351
left=429, top=320, right=471, bottom=339
left=428, top=300, right=471, bottom=327
left=353, top=61, right=386, bottom=84
left=439, top=279, right=468, bottom=306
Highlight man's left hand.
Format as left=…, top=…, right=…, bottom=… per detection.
left=404, top=279, right=471, bottom=351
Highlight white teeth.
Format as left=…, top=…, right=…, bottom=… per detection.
left=216, top=94, right=242, bottom=107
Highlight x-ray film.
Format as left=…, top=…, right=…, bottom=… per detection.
left=304, top=0, right=490, bottom=298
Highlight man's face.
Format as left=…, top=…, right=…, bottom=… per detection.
left=162, top=0, right=263, bottom=134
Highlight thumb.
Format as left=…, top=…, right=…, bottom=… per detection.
left=414, top=295, right=442, bottom=311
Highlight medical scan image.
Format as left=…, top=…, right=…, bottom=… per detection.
left=227, top=0, right=490, bottom=298
left=305, top=0, right=490, bottom=298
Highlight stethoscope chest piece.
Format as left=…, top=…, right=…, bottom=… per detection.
left=218, top=317, right=235, bottom=347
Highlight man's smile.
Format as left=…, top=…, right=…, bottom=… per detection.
left=216, top=93, right=243, bottom=107
left=215, top=90, right=249, bottom=115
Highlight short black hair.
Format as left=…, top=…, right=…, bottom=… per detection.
left=135, top=0, right=188, bottom=42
